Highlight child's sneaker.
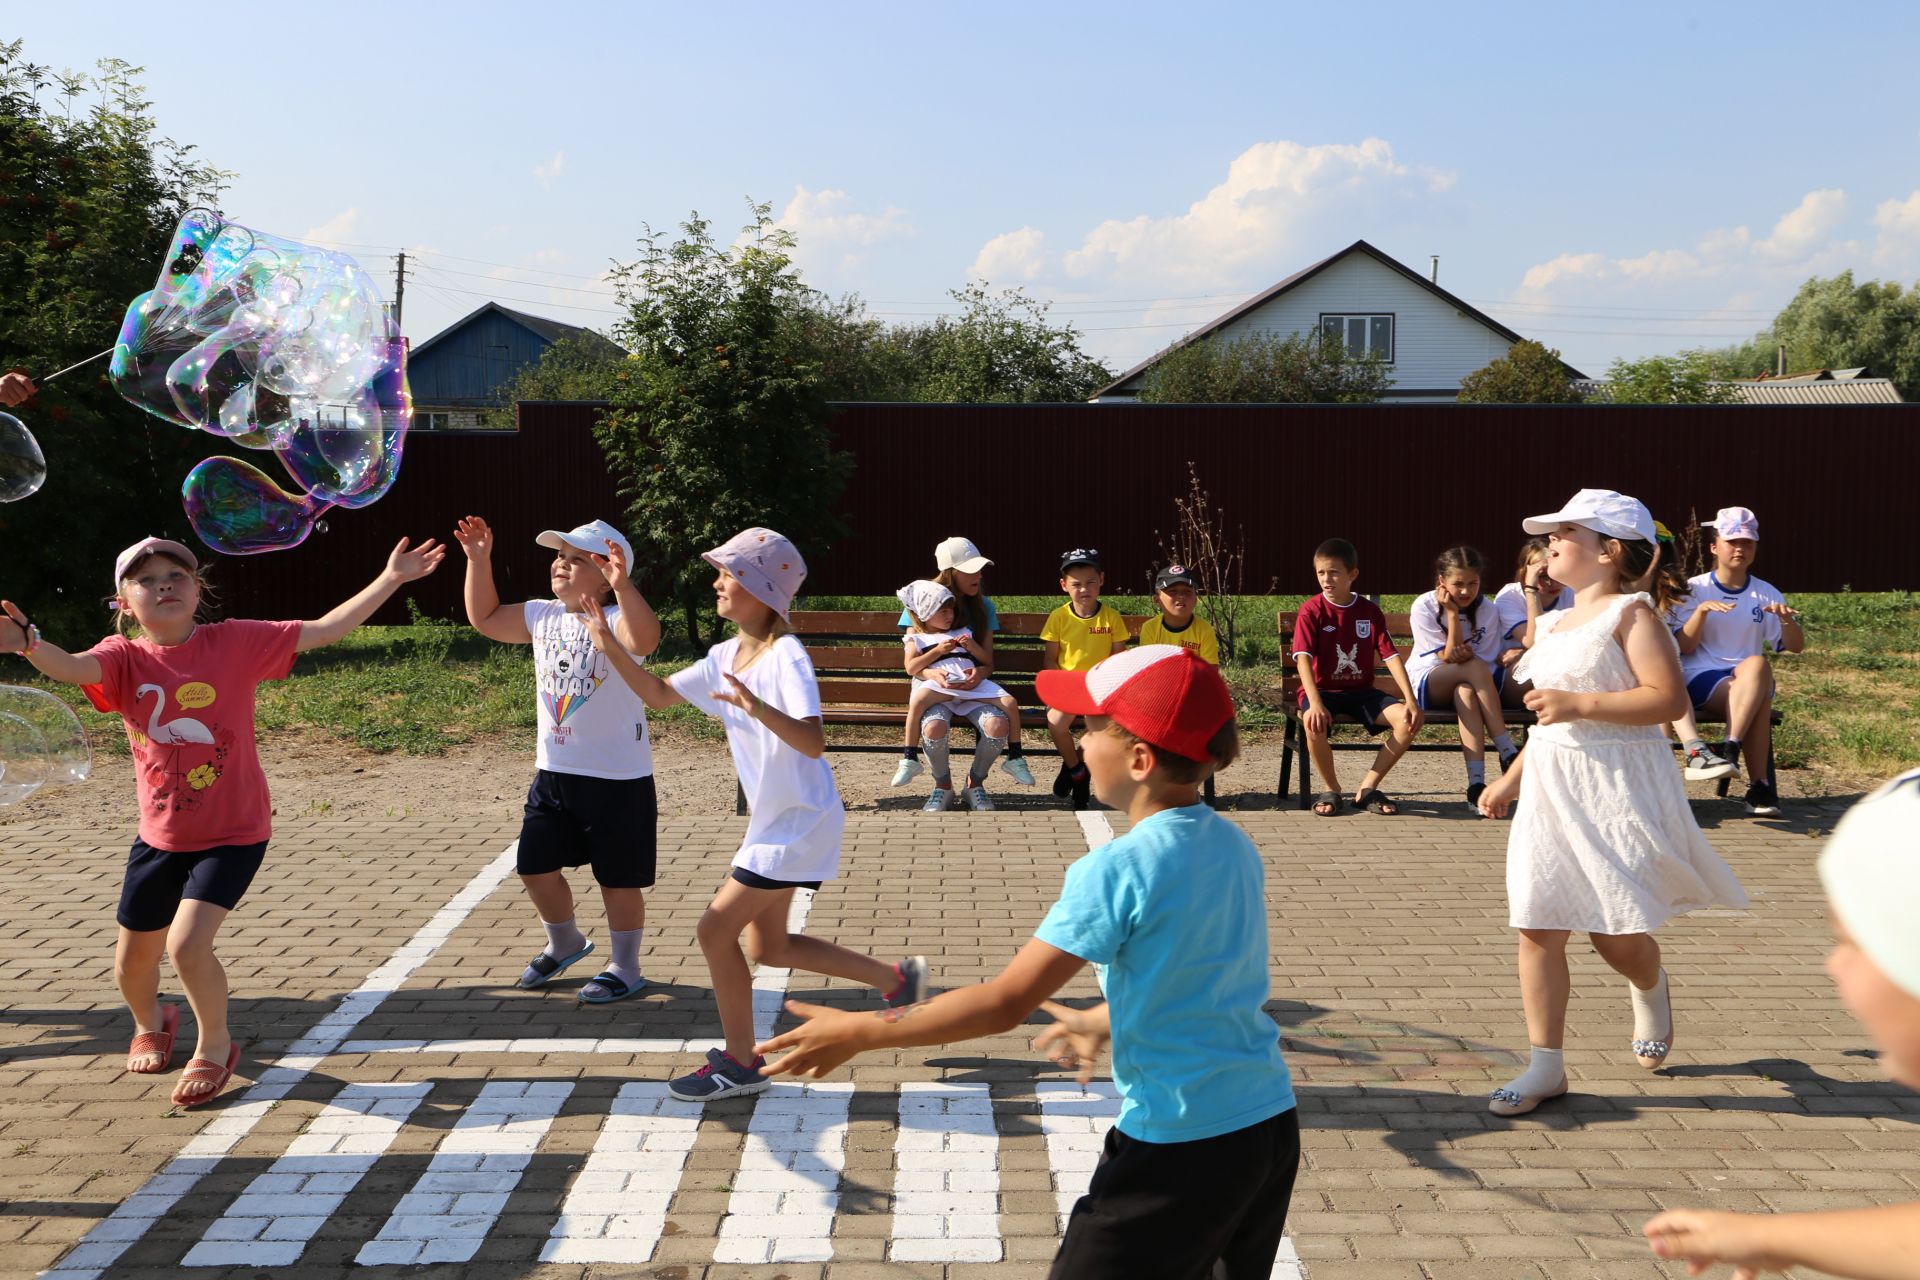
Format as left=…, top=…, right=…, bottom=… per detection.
left=1466, top=782, right=1487, bottom=813
left=1683, top=745, right=1736, bottom=782
left=667, top=1048, right=768, bottom=1102
left=1051, top=760, right=1076, bottom=798
left=964, top=784, right=994, bottom=811
left=885, top=956, right=929, bottom=1007
left=1498, top=747, right=1520, bottom=773
left=1071, top=773, right=1092, bottom=810
left=1000, top=756, right=1036, bottom=787
left=1743, top=782, right=1783, bottom=817
left=890, top=757, right=923, bottom=788
left=921, top=788, right=952, bottom=813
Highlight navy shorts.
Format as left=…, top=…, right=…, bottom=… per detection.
left=118, top=837, right=267, bottom=932
left=1298, top=687, right=1398, bottom=735
left=731, top=867, right=822, bottom=892
left=517, top=771, right=657, bottom=888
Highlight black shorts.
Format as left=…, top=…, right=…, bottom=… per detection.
left=517, top=771, right=657, bottom=888
left=118, top=837, right=267, bottom=932
left=1050, top=1107, right=1299, bottom=1280
left=1297, top=687, right=1398, bottom=735
left=730, top=866, right=822, bottom=892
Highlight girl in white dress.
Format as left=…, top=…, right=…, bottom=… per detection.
left=1478, top=489, right=1748, bottom=1116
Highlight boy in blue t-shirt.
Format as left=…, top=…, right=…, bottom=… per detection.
left=756, top=645, right=1298, bottom=1278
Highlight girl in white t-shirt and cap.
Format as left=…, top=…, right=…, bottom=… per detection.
left=1476, top=488, right=1747, bottom=1117
left=1644, top=770, right=1920, bottom=1276
left=581, top=526, right=929, bottom=1102
left=897, top=578, right=1012, bottom=813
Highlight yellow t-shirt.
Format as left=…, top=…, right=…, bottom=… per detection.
left=1138, top=613, right=1220, bottom=665
left=1042, top=602, right=1130, bottom=671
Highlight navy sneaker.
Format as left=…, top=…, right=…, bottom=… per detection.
left=1466, top=782, right=1487, bottom=813
left=1743, top=782, right=1783, bottom=818
left=667, top=1048, right=769, bottom=1102
left=885, top=956, right=929, bottom=1008
left=1051, top=761, right=1076, bottom=798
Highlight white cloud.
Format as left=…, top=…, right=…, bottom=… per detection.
left=534, top=150, right=566, bottom=190
left=302, top=207, right=360, bottom=247
left=1753, top=188, right=1846, bottom=259
left=768, top=185, right=912, bottom=273
left=970, top=226, right=1046, bottom=281
left=1874, top=190, right=1920, bottom=238
left=1519, top=252, right=1609, bottom=291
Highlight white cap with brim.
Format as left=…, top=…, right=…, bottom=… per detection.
left=934, top=536, right=992, bottom=574
left=1702, top=506, right=1761, bottom=541
left=1521, top=488, right=1657, bottom=543
left=113, top=536, right=198, bottom=587
left=1819, top=768, right=1920, bottom=1001
left=537, top=519, right=633, bottom=565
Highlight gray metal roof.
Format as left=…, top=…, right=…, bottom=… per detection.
left=1570, top=378, right=1905, bottom=404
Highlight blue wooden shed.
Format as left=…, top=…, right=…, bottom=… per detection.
left=405, top=302, right=623, bottom=429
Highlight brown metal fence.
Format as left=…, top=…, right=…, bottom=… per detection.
left=211, top=400, right=1917, bottom=623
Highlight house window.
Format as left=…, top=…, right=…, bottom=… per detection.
left=1320, top=314, right=1394, bottom=362
left=416, top=410, right=450, bottom=431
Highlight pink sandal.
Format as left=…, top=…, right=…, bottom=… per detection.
left=171, top=1042, right=241, bottom=1108
left=126, top=1004, right=179, bottom=1075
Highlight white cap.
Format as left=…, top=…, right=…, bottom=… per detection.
left=1702, top=506, right=1760, bottom=541
left=933, top=536, right=992, bottom=574
left=1819, top=768, right=1920, bottom=1000
left=536, top=519, right=633, bottom=565
left=896, top=579, right=955, bottom=623
left=1521, top=489, right=1656, bottom=543
left=113, top=536, right=198, bottom=587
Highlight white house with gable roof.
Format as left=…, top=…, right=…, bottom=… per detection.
left=1092, top=239, right=1584, bottom=402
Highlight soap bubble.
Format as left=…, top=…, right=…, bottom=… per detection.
left=0, top=412, right=47, bottom=503
left=110, top=208, right=409, bottom=553
left=0, top=685, right=93, bottom=806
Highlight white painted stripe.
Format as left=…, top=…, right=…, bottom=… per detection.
left=179, top=1083, right=431, bottom=1267
left=1073, top=810, right=1115, bottom=847
left=355, top=1080, right=571, bottom=1266
left=712, top=1082, right=852, bottom=1265
left=889, top=1082, right=1000, bottom=1263
left=538, top=1083, right=702, bottom=1264
left=337, top=1037, right=725, bottom=1056
left=41, top=844, right=520, bottom=1279
left=1034, top=1081, right=1120, bottom=1231
left=750, top=886, right=816, bottom=1042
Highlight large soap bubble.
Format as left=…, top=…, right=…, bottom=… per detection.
left=0, top=685, right=93, bottom=805
left=110, top=208, right=409, bottom=553
left=0, top=412, right=47, bottom=503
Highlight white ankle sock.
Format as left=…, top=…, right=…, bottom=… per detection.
left=1631, top=969, right=1671, bottom=1043
left=606, top=927, right=645, bottom=986
left=542, top=917, right=586, bottom=959
left=1502, top=1046, right=1565, bottom=1097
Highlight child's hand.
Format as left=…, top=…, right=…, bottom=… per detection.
left=1643, top=1208, right=1786, bottom=1278
left=713, top=671, right=762, bottom=717
left=591, top=538, right=632, bottom=593
left=0, top=600, right=30, bottom=654
left=756, top=999, right=871, bottom=1079
left=1523, top=687, right=1585, bottom=726
left=1478, top=773, right=1518, bottom=819
left=1696, top=599, right=1737, bottom=615
left=1033, top=1000, right=1110, bottom=1086
left=453, top=516, right=494, bottom=560
left=1760, top=602, right=1800, bottom=621
left=1445, top=643, right=1473, bottom=664
left=0, top=372, right=35, bottom=407
left=1303, top=703, right=1331, bottom=736
left=385, top=536, right=447, bottom=583
left=1499, top=648, right=1524, bottom=668
left=579, top=596, right=615, bottom=653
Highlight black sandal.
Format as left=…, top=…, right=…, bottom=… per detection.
left=1311, top=791, right=1345, bottom=816
left=1356, top=789, right=1398, bottom=815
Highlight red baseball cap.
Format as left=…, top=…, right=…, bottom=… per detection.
left=1037, top=645, right=1235, bottom=763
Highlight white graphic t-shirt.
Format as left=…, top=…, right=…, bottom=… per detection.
left=524, top=599, right=654, bottom=780
left=1672, top=573, right=1789, bottom=678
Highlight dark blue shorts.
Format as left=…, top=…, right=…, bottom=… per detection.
left=1298, top=687, right=1398, bottom=735
left=517, top=771, right=657, bottom=888
left=731, top=866, right=822, bottom=892
left=118, top=837, right=267, bottom=932
left=1686, top=667, right=1736, bottom=709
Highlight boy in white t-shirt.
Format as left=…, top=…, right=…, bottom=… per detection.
left=1670, top=506, right=1805, bottom=817
left=455, top=516, right=661, bottom=1004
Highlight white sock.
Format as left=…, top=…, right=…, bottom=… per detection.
left=607, top=927, right=645, bottom=986
left=542, top=917, right=586, bottom=959
left=1631, top=969, right=1671, bottom=1044
left=1466, top=760, right=1486, bottom=785
left=1500, top=1046, right=1565, bottom=1097
left=1494, top=732, right=1516, bottom=756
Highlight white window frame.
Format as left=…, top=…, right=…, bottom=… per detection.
left=1319, top=313, right=1395, bottom=363
left=416, top=410, right=450, bottom=431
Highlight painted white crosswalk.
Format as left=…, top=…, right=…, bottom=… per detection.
left=891, top=1082, right=1001, bottom=1262
left=539, top=1082, right=702, bottom=1264
left=714, top=1081, right=853, bottom=1264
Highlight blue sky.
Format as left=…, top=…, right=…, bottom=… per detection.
left=14, top=1, right=1920, bottom=377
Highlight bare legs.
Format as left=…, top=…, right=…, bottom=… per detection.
left=1698, top=654, right=1775, bottom=783
left=1425, top=661, right=1507, bottom=765
left=115, top=901, right=237, bottom=1097
left=1517, top=927, right=1663, bottom=1051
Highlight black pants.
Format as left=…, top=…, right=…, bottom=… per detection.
left=1049, top=1107, right=1299, bottom=1280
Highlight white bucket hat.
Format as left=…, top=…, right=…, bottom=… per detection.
left=703, top=527, right=807, bottom=621
left=933, top=536, right=992, bottom=574
left=896, top=579, right=955, bottom=624
left=1521, top=489, right=1656, bottom=543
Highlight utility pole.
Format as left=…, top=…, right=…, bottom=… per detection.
left=393, top=250, right=406, bottom=328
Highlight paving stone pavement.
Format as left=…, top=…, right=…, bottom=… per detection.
left=2, top=785, right=1913, bottom=1279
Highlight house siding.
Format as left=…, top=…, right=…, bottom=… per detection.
left=408, top=311, right=561, bottom=405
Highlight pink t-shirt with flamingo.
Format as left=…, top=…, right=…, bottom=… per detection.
left=83, top=619, right=302, bottom=851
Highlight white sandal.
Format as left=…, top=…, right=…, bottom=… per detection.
left=1632, top=969, right=1675, bottom=1069
left=1488, top=1077, right=1567, bottom=1117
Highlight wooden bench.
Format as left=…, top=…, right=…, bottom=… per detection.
left=785, top=610, right=1210, bottom=811
left=1274, top=608, right=1782, bottom=811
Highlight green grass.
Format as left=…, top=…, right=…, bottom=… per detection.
left=12, top=591, right=1916, bottom=787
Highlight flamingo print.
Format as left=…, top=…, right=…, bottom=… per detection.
left=135, top=683, right=215, bottom=791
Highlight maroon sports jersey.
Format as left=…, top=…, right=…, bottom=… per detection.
left=1291, top=594, right=1398, bottom=691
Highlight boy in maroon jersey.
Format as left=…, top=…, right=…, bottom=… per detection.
left=1292, top=538, right=1423, bottom=815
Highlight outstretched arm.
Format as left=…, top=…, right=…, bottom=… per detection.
left=591, top=540, right=662, bottom=658
left=454, top=516, right=531, bottom=643
left=0, top=601, right=102, bottom=685
left=756, top=938, right=1087, bottom=1078
left=298, top=537, right=446, bottom=652
left=1645, top=1202, right=1920, bottom=1280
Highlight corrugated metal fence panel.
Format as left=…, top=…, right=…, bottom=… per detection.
left=212, top=400, right=1918, bottom=623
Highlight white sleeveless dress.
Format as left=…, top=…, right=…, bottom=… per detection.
left=1508, top=592, right=1748, bottom=933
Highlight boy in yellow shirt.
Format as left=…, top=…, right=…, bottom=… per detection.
left=1041, top=548, right=1129, bottom=805
left=1138, top=564, right=1219, bottom=664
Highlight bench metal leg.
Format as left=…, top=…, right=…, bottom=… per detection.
left=1278, top=717, right=1296, bottom=806
left=1203, top=773, right=1216, bottom=808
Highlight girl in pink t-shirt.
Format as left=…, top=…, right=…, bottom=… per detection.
left=1, top=533, right=443, bottom=1107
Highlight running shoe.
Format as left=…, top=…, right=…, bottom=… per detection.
left=1743, top=782, right=1783, bottom=817
left=1683, top=745, right=1736, bottom=782
left=890, top=757, right=923, bottom=788
left=921, top=788, right=952, bottom=813
left=1000, top=756, right=1036, bottom=787
left=667, top=1048, right=768, bottom=1102
left=886, top=956, right=929, bottom=1008
left=964, top=784, right=994, bottom=811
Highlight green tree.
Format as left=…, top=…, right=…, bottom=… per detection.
left=1593, top=351, right=1741, bottom=404
left=0, top=44, right=231, bottom=639
left=595, top=203, right=852, bottom=646
left=1711, top=271, right=1920, bottom=396
left=480, top=330, right=628, bottom=429
left=1136, top=328, right=1392, bottom=403
left=876, top=283, right=1113, bottom=403
left=1455, top=339, right=1583, bottom=404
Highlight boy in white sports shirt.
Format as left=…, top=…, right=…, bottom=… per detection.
left=1671, top=506, right=1804, bottom=817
